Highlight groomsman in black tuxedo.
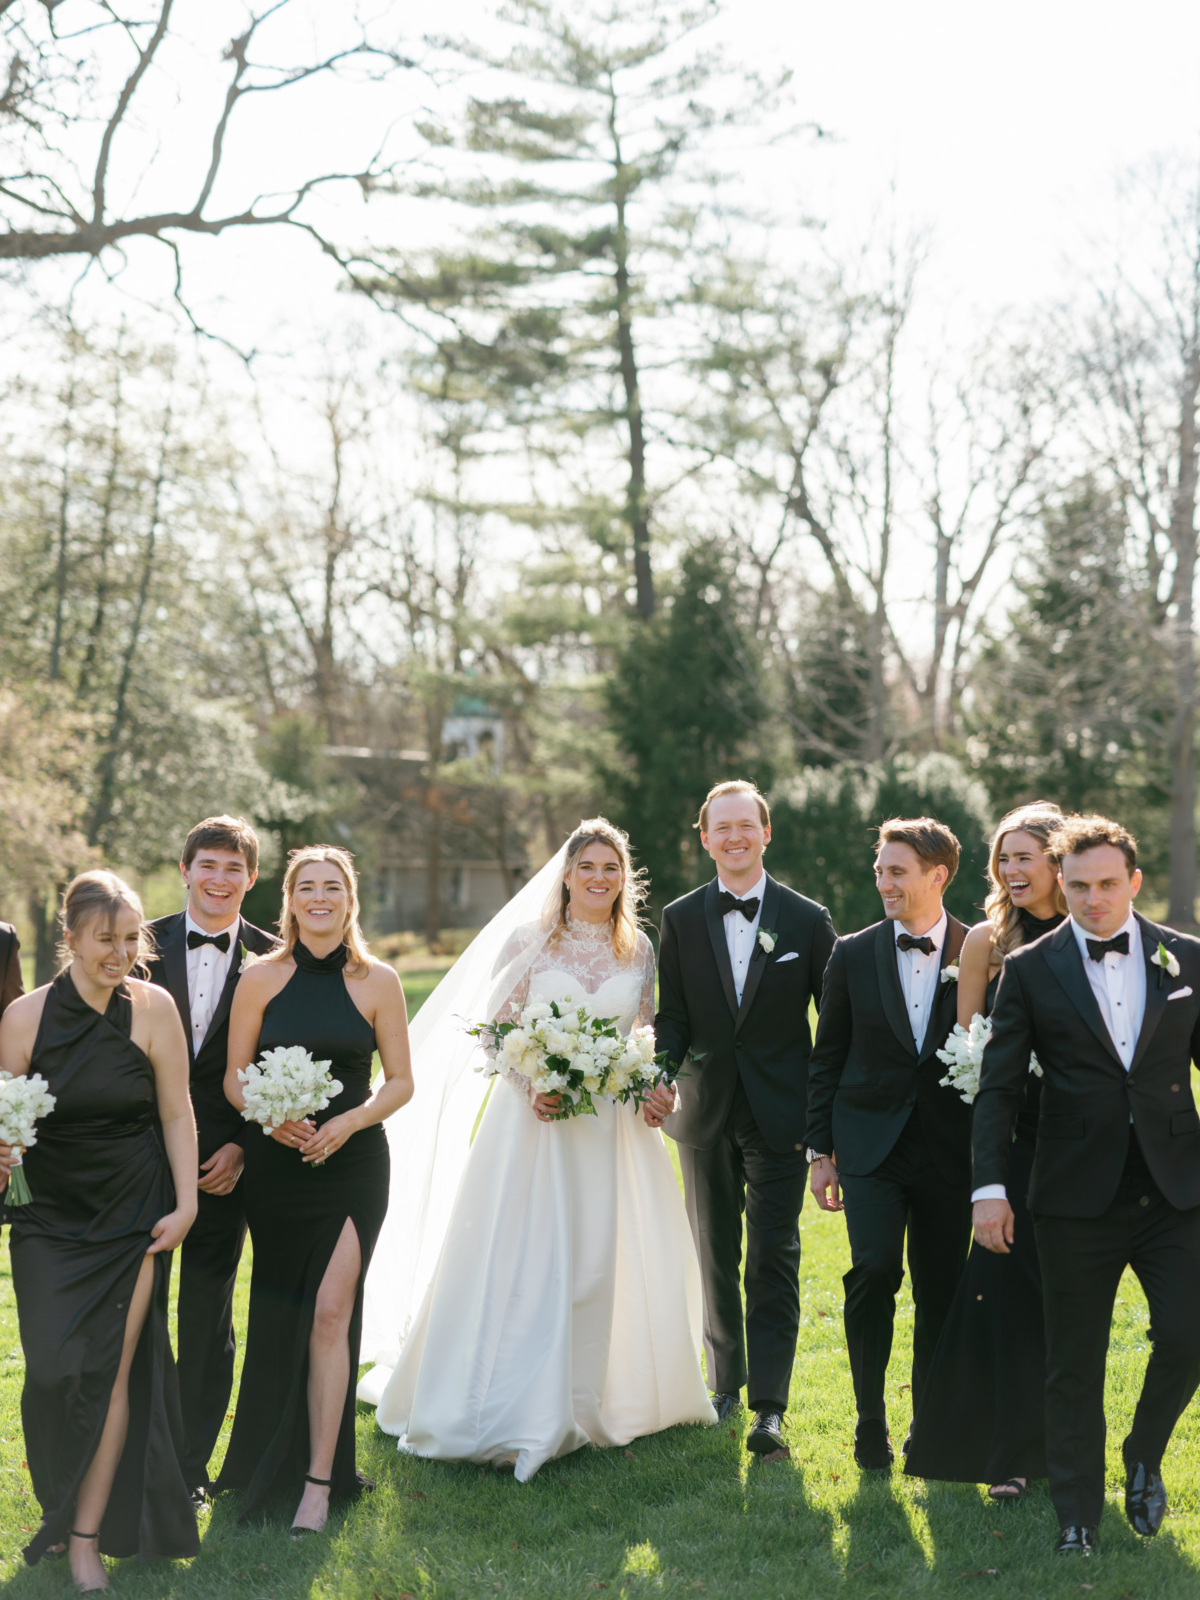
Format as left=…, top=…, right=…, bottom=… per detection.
left=648, top=780, right=836, bottom=1456
left=806, top=818, right=970, bottom=1471
left=973, top=815, right=1200, bottom=1555
left=0, top=921, right=22, bottom=1016
left=146, top=815, right=277, bottom=1506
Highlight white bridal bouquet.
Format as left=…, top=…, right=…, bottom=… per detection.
left=238, top=1046, right=343, bottom=1145
left=0, top=1071, right=57, bottom=1206
left=468, top=998, right=671, bottom=1121
left=936, top=1014, right=1042, bottom=1106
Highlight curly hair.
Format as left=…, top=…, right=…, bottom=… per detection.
left=544, top=816, right=648, bottom=964
left=984, top=802, right=1068, bottom=959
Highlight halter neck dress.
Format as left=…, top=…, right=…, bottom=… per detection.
left=905, top=907, right=1064, bottom=1485
left=9, top=971, right=198, bottom=1566
left=215, top=940, right=389, bottom=1516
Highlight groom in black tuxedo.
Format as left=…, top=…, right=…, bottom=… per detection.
left=973, top=814, right=1200, bottom=1555
left=650, top=780, right=836, bottom=1456
left=146, top=815, right=277, bottom=1505
left=806, top=817, right=970, bottom=1471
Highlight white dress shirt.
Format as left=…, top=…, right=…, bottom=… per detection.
left=895, top=909, right=947, bottom=1053
left=972, top=910, right=1145, bottom=1203
left=718, top=871, right=766, bottom=1006
left=185, top=909, right=238, bottom=1051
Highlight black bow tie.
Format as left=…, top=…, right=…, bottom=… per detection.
left=187, top=929, right=231, bottom=953
left=718, top=891, right=761, bottom=921
left=1086, top=932, right=1129, bottom=962
left=896, top=933, right=935, bottom=955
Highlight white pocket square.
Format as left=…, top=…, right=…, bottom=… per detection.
left=1168, top=986, right=1193, bottom=1001
left=776, top=951, right=800, bottom=963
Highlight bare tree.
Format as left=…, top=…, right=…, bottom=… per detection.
left=1073, top=159, right=1200, bottom=925
left=0, top=1, right=414, bottom=324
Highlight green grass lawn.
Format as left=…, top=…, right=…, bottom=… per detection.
left=1, top=989, right=1199, bottom=1595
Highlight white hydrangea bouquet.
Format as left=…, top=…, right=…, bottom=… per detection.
left=0, top=1071, right=57, bottom=1206
left=936, top=1013, right=1042, bottom=1106
left=238, top=1046, right=343, bottom=1151
left=468, top=997, right=670, bottom=1121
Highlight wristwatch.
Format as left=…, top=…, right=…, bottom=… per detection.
left=806, top=1149, right=832, bottom=1165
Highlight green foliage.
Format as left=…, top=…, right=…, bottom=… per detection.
left=965, top=483, right=1169, bottom=887
left=603, top=543, right=772, bottom=912
left=769, top=754, right=993, bottom=934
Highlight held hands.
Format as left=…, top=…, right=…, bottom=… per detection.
left=809, top=1156, right=843, bottom=1212
left=148, top=1205, right=197, bottom=1254
left=0, top=1142, right=14, bottom=1185
left=297, top=1110, right=363, bottom=1164
left=642, top=1081, right=677, bottom=1129
left=198, top=1141, right=245, bottom=1196
left=973, top=1198, right=1015, bottom=1254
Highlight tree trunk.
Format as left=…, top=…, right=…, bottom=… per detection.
left=48, top=379, right=78, bottom=682
left=28, top=887, right=58, bottom=986
left=610, top=112, right=654, bottom=620
left=1167, top=348, right=1200, bottom=928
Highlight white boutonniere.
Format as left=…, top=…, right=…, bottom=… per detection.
left=238, top=939, right=251, bottom=975
left=940, top=963, right=959, bottom=985
left=756, top=927, right=777, bottom=957
left=1152, top=941, right=1181, bottom=986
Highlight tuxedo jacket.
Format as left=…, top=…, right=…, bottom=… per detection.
left=0, top=923, right=22, bottom=1018
left=655, top=874, right=836, bottom=1155
left=806, top=914, right=970, bottom=1185
left=146, top=913, right=278, bottom=1161
left=973, top=912, right=1200, bottom=1217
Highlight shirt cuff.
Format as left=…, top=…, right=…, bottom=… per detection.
left=971, top=1184, right=1007, bottom=1203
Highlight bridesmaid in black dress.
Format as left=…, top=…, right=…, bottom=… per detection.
left=217, top=845, right=413, bottom=1535
left=0, top=871, right=198, bottom=1592
left=905, top=804, right=1066, bottom=1500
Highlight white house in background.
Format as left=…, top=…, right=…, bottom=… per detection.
left=374, top=858, right=521, bottom=934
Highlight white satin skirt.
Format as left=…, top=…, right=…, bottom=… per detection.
left=356, top=1082, right=716, bottom=1481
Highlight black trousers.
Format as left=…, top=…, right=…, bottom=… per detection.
left=176, top=1181, right=248, bottom=1490
left=839, top=1109, right=971, bottom=1424
left=1034, top=1133, right=1200, bottom=1528
left=676, top=1077, right=806, bottom=1413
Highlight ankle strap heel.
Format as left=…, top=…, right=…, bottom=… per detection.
left=304, top=1474, right=332, bottom=1487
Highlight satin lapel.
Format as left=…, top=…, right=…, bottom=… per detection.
left=204, top=919, right=247, bottom=1045
left=875, top=921, right=917, bottom=1059
left=1130, top=916, right=1171, bottom=1075
left=704, top=880, right=739, bottom=1022
left=919, top=914, right=968, bottom=1062
left=734, top=875, right=780, bottom=1034
left=1042, top=922, right=1125, bottom=1070
left=159, top=915, right=194, bottom=1061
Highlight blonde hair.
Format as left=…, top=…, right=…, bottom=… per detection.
left=695, top=780, right=770, bottom=834
left=544, top=817, right=647, bottom=964
left=58, top=869, right=153, bottom=975
left=264, top=846, right=374, bottom=977
left=985, top=802, right=1068, bottom=959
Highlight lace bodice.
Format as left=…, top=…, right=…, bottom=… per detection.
left=495, top=919, right=656, bottom=1103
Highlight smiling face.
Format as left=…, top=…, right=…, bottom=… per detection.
left=996, top=829, right=1059, bottom=917
left=875, top=841, right=948, bottom=930
left=701, top=793, right=770, bottom=890
left=290, top=859, right=350, bottom=943
left=182, top=845, right=256, bottom=932
left=68, top=906, right=142, bottom=992
left=565, top=841, right=624, bottom=925
left=1060, top=844, right=1141, bottom=938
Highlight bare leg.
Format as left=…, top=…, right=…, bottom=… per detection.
left=70, top=1255, right=155, bottom=1592
left=291, top=1218, right=362, bottom=1534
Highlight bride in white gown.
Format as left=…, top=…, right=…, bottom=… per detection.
left=357, top=818, right=715, bottom=1480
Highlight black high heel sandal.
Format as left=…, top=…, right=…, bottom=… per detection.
left=290, top=1476, right=332, bottom=1540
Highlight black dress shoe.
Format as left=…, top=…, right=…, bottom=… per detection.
left=189, top=1485, right=211, bottom=1514
left=1125, top=1460, right=1167, bottom=1537
left=853, top=1416, right=894, bottom=1472
left=1054, top=1525, right=1096, bottom=1555
left=746, top=1411, right=786, bottom=1455
left=711, top=1392, right=741, bottom=1424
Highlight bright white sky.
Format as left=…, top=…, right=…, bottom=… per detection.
left=14, top=0, right=1199, bottom=365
